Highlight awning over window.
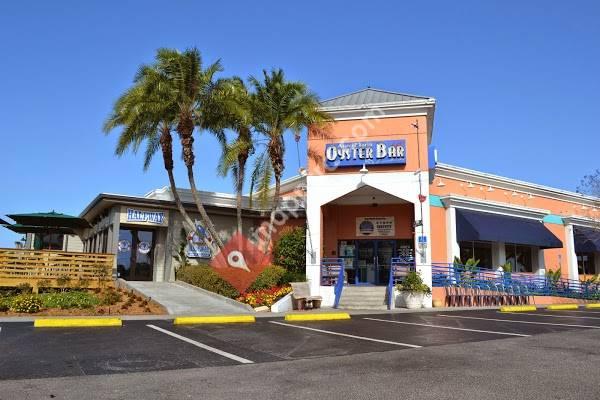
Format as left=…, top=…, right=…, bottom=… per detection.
left=574, top=226, right=600, bottom=253
left=456, top=209, right=563, bottom=249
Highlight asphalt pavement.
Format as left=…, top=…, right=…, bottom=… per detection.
left=1, top=308, right=600, bottom=399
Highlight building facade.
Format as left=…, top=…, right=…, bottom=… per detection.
left=21, top=88, right=600, bottom=308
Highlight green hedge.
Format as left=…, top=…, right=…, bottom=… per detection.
left=177, top=264, right=240, bottom=298
left=273, top=226, right=306, bottom=273
left=41, top=291, right=100, bottom=309
left=248, top=265, right=286, bottom=291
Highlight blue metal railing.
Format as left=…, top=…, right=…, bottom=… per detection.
left=431, top=263, right=600, bottom=300
left=387, top=257, right=416, bottom=309
left=321, top=258, right=345, bottom=308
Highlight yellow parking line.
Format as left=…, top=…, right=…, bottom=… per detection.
left=174, top=315, right=255, bottom=325
left=34, top=318, right=122, bottom=328
left=285, top=313, right=351, bottom=321
left=585, top=304, right=600, bottom=309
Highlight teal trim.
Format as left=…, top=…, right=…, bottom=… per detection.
left=430, top=195, right=444, bottom=208
left=543, top=214, right=564, bottom=225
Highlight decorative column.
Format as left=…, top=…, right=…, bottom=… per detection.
left=564, top=223, right=579, bottom=281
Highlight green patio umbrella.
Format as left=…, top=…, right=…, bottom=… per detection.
left=6, top=211, right=90, bottom=229
left=1, top=224, right=77, bottom=235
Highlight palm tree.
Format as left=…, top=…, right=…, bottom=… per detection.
left=213, top=78, right=255, bottom=234
left=103, top=63, right=198, bottom=241
left=249, top=69, right=331, bottom=252
left=152, top=48, right=225, bottom=250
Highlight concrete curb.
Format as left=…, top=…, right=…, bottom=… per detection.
left=585, top=303, right=600, bottom=309
left=34, top=318, right=122, bottom=328
left=547, top=304, right=579, bottom=310
left=285, top=312, right=351, bottom=321
left=174, top=280, right=254, bottom=313
left=499, top=305, right=537, bottom=313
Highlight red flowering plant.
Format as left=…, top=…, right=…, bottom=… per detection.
left=237, top=286, right=292, bottom=308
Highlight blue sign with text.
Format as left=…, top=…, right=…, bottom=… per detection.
left=325, top=140, right=406, bottom=169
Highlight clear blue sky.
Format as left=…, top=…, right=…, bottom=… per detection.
left=1, top=1, right=599, bottom=247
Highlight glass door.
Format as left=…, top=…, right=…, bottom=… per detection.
left=117, top=227, right=155, bottom=281
left=376, top=240, right=395, bottom=285
left=356, top=241, right=376, bottom=284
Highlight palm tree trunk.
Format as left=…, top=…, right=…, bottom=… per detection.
left=187, top=166, right=225, bottom=250
left=236, top=155, right=247, bottom=234
left=160, top=128, right=196, bottom=236
left=264, top=174, right=281, bottom=253
left=178, top=122, right=225, bottom=251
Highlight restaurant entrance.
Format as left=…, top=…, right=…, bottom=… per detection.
left=339, top=239, right=413, bottom=285
left=116, top=227, right=155, bottom=281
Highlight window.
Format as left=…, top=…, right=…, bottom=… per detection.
left=459, top=241, right=493, bottom=268
left=577, top=253, right=596, bottom=275
left=33, top=233, right=64, bottom=250
left=505, top=243, right=533, bottom=273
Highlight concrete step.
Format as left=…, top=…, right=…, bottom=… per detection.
left=338, top=286, right=388, bottom=309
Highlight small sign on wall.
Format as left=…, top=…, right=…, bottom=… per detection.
left=356, top=216, right=395, bottom=237
left=120, top=206, right=168, bottom=226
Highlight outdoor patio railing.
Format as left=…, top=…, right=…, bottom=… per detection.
left=0, top=248, right=114, bottom=292
left=431, top=263, right=600, bottom=300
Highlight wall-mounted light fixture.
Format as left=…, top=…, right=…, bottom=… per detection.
left=359, top=163, right=368, bottom=174
left=436, top=178, right=446, bottom=187
left=487, top=186, right=494, bottom=192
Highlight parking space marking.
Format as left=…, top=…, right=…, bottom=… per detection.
left=363, top=318, right=530, bottom=337
left=269, top=321, right=422, bottom=348
left=146, top=324, right=254, bottom=364
left=437, top=314, right=600, bottom=329
left=501, top=312, right=600, bottom=320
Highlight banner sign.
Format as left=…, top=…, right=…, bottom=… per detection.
left=325, top=140, right=406, bottom=168
left=126, top=208, right=165, bottom=225
left=186, top=222, right=212, bottom=259
left=356, top=216, right=395, bottom=237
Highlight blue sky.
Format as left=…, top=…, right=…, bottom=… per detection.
left=1, top=0, right=599, bottom=247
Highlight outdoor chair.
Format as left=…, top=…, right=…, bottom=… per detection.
left=290, top=282, right=323, bottom=310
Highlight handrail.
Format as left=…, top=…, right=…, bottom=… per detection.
left=333, top=264, right=345, bottom=309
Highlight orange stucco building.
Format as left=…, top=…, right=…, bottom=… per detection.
left=302, top=88, right=599, bottom=308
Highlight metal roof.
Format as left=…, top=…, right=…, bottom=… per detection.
left=320, top=88, right=433, bottom=108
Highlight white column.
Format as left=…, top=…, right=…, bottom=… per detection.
left=537, top=248, right=547, bottom=276
left=445, top=207, right=461, bottom=263
left=564, top=224, right=579, bottom=281
left=305, top=186, right=322, bottom=295
left=492, top=242, right=506, bottom=267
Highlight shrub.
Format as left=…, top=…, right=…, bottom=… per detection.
left=15, top=283, right=33, bottom=294
left=280, top=269, right=306, bottom=285
left=42, top=291, right=100, bottom=309
left=396, top=271, right=431, bottom=295
left=10, top=294, right=43, bottom=313
left=237, top=286, right=292, bottom=308
left=272, top=227, right=306, bottom=273
left=100, top=289, right=123, bottom=306
left=177, top=265, right=240, bottom=298
left=0, top=297, right=10, bottom=312
left=248, top=265, right=286, bottom=291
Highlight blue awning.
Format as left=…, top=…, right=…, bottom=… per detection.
left=574, top=226, right=600, bottom=253
left=456, top=209, right=563, bottom=249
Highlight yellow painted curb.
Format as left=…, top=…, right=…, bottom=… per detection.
left=34, top=318, right=122, bottom=328
left=500, top=305, right=537, bottom=313
left=547, top=304, right=579, bottom=311
left=585, top=303, right=600, bottom=309
left=284, top=313, right=351, bottom=321
left=174, top=315, right=256, bottom=325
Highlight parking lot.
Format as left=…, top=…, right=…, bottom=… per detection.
left=3, top=308, right=600, bottom=381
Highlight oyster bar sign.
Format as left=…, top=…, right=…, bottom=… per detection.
left=325, top=140, right=406, bottom=168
